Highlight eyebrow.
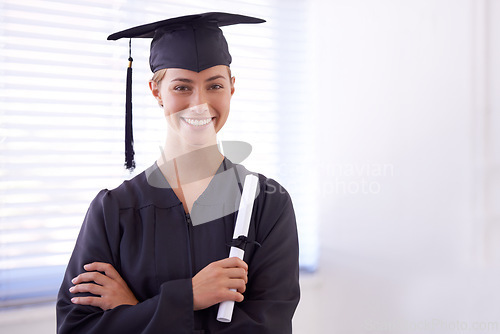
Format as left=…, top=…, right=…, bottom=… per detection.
left=171, top=78, right=193, bottom=83
left=205, top=75, right=226, bottom=82
left=170, top=75, right=227, bottom=83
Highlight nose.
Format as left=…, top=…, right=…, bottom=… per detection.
left=189, top=103, right=209, bottom=115
left=191, top=88, right=207, bottom=108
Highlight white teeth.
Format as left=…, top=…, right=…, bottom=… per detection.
left=184, top=118, right=212, bottom=126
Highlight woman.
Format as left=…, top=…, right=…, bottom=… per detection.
left=56, top=12, right=300, bottom=334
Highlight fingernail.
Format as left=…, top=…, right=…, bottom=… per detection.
left=83, top=264, right=90, bottom=270
left=71, top=298, right=77, bottom=303
left=71, top=277, right=77, bottom=284
left=69, top=286, right=75, bottom=292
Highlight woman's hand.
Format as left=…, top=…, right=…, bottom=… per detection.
left=69, top=262, right=139, bottom=311
left=192, top=257, right=248, bottom=311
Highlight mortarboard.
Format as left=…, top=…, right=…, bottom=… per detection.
left=107, top=12, right=266, bottom=170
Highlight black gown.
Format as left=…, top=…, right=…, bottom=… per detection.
left=56, top=158, right=300, bottom=334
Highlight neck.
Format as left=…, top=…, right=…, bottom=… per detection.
left=157, top=135, right=224, bottom=187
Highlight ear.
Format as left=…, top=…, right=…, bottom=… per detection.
left=230, top=76, right=235, bottom=96
left=149, top=81, right=162, bottom=105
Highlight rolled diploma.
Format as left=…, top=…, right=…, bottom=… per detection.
left=216, top=174, right=259, bottom=323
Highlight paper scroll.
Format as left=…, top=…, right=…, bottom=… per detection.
left=216, top=174, right=259, bottom=323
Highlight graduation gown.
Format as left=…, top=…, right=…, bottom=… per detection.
left=56, top=159, right=300, bottom=334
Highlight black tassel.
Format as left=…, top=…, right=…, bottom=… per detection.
left=125, top=39, right=135, bottom=171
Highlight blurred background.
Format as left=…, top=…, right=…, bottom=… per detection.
left=1, top=0, right=499, bottom=333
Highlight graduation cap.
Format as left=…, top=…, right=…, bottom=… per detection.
left=107, top=12, right=266, bottom=170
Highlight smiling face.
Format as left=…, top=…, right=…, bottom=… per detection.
left=150, top=65, right=235, bottom=149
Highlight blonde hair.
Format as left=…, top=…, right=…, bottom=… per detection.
left=150, top=68, right=168, bottom=86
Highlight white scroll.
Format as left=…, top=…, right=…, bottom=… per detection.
left=216, top=174, right=259, bottom=323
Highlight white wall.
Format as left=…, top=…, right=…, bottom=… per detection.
left=299, top=0, right=500, bottom=332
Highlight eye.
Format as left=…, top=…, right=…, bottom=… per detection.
left=173, top=85, right=190, bottom=92
left=209, top=84, right=223, bottom=90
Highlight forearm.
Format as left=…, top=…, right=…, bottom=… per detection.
left=57, top=278, right=194, bottom=334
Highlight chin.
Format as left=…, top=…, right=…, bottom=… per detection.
left=181, top=132, right=217, bottom=148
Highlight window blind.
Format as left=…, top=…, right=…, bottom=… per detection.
left=0, top=0, right=318, bottom=307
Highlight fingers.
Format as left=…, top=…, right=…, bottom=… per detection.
left=70, top=296, right=104, bottom=308
left=69, top=283, right=104, bottom=296
left=206, top=261, right=248, bottom=287
left=83, top=262, right=123, bottom=282
left=226, top=267, right=248, bottom=284
left=192, top=258, right=249, bottom=310
left=226, top=277, right=247, bottom=294
left=219, top=257, right=248, bottom=272
left=69, top=262, right=139, bottom=310
left=220, top=289, right=245, bottom=303
left=71, top=262, right=125, bottom=286
left=72, top=271, right=110, bottom=286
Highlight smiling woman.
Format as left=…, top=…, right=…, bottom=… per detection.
left=56, top=12, right=301, bottom=334
left=0, top=0, right=317, bottom=313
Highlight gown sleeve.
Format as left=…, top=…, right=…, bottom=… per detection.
left=212, top=177, right=300, bottom=334
left=56, top=190, right=196, bottom=334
